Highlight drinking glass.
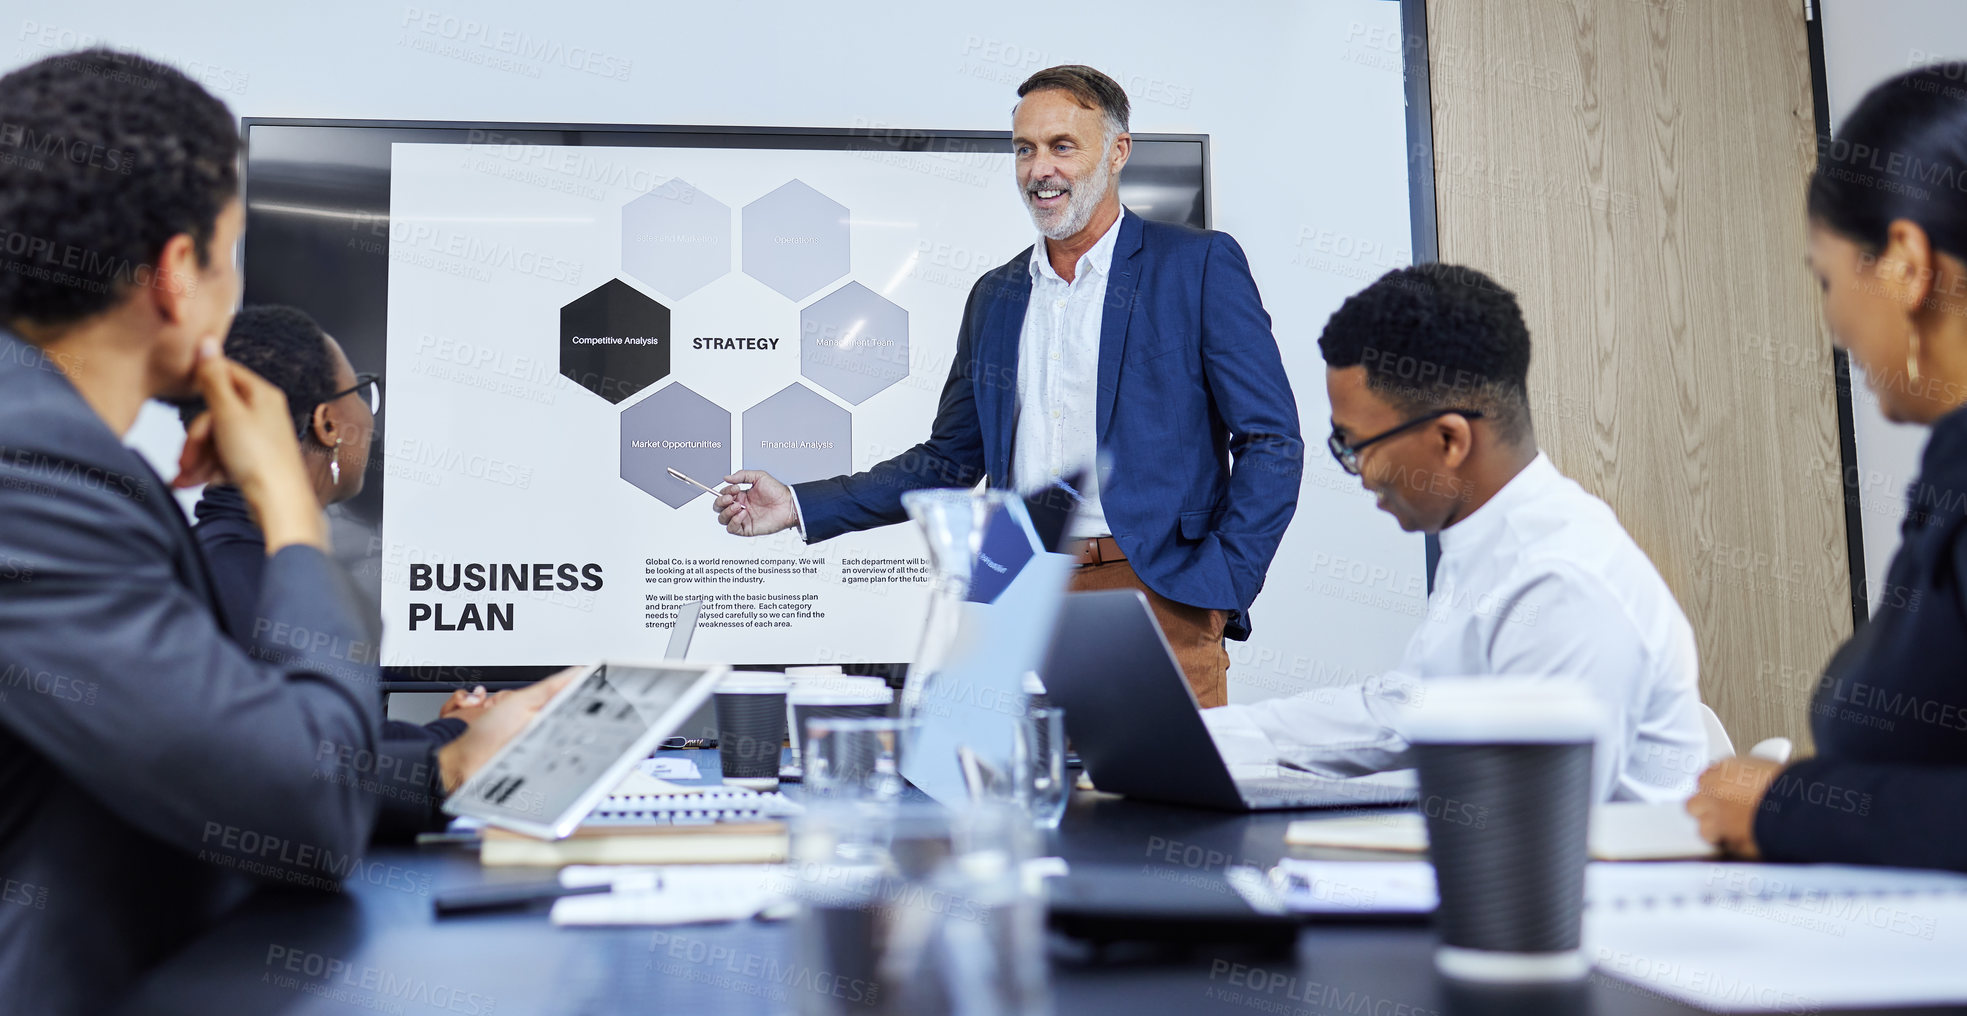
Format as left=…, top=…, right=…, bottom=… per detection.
left=805, top=717, right=906, bottom=803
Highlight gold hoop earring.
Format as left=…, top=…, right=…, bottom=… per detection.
left=330, top=437, right=342, bottom=485
left=1908, top=328, right=1924, bottom=387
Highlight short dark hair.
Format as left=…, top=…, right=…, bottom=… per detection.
left=1318, top=263, right=1534, bottom=443
left=0, top=48, right=239, bottom=327
left=1016, top=64, right=1130, bottom=137
left=177, top=305, right=336, bottom=440
left=1809, top=62, right=1967, bottom=259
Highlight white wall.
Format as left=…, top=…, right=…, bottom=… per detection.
left=1820, top=0, right=1967, bottom=610
left=4, top=0, right=1427, bottom=701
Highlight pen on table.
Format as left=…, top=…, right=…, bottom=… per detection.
left=668, top=467, right=745, bottom=511
left=432, top=880, right=613, bottom=917
left=415, top=830, right=483, bottom=847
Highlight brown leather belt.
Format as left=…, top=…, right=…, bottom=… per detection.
left=1070, top=536, right=1126, bottom=567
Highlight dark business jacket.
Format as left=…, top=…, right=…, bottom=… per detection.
left=0, top=330, right=395, bottom=1014
left=794, top=210, right=1304, bottom=639
left=192, top=483, right=463, bottom=836
left=1756, top=405, right=1967, bottom=871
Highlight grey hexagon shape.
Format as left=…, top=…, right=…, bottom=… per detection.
left=741, top=180, right=849, bottom=300
left=742, top=383, right=851, bottom=486
left=621, top=383, right=732, bottom=509
left=801, top=282, right=910, bottom=405
left=622, top=179, right=731, bottom=300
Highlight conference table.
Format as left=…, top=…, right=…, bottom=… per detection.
left=116, top=753, right=1922, bottom=1016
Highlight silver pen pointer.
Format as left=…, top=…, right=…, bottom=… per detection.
left=667, top=466, right=747, bottom=511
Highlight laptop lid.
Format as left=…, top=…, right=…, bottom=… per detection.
left=442, top=661, right=726, bottom=839
left=664, top=599, right=702, bottom=661
left=1038, top=590, right=1250, bottom=810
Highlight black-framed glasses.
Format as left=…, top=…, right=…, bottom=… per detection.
left=325, top=372, right=383, bottom=415
left=1326, top=408, right=1485, bottom=476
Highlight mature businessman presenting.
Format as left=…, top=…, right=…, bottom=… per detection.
left=714, top=65, right=1302, bottom=707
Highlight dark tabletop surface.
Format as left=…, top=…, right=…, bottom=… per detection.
left=114, top=752, right=1966, bottom=1016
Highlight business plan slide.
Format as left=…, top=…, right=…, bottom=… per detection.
left=381, top=141, right=1027, bottom=666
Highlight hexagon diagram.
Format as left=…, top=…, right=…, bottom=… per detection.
left=621, top=179, right=731, bottom=300
left=743, top=383, right=851, bottom=486
left=742, top=180, right=850, bottom=301
left=561, top=279, right=670, bottom=405
left=621, top=384, right=732, bottom=508
left=801, top=282, right=910, bottom=405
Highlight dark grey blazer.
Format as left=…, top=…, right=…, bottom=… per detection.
left=0, top=330, right=389, bottom=1014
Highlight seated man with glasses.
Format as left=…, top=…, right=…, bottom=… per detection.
left=1203, top=264, right=1708, bottom=803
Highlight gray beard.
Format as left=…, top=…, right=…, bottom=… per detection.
left=1027, top=153, right=1114, bottom=241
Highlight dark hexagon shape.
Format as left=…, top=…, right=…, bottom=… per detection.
left=800, top=282, right=910, bottom=405
left=742, top=383, right=851, bottom=486
left=621, top=383, right=732, bottom=509
left=741, top=180, right=850, bottom=301
left=560, top=279, right=671, bottom=404
left=621, top=179, right=731, bottom=300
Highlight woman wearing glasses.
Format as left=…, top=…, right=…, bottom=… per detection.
left=183, top=306, right=380, bottom=637
left=1687, top=65, right=1967, bottom=871
left=182, top=305, right=500, bottom=836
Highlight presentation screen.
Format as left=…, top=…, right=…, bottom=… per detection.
left=240, top=121, right=1207, bottom=681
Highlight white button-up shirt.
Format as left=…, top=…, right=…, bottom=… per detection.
left=1203, top=453, right=1709, bottom=803
left=1009, top=211, right=1126, bottom=539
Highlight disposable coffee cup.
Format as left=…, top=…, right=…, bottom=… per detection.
left=715, top=673, right=790, bottom=790
left=1405, top=677, right=1602, bottom=983
left=793, top=681, right=892, bottom=762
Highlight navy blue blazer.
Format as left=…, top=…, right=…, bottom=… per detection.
left=0, top=331, right=405, bottom=1013
left=794, top=210, right=1304, bottom=638
left=192, top=484, right=463, bottom=836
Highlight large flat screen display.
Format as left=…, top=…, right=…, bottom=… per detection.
left=241, top=120, right=1208, bottom=685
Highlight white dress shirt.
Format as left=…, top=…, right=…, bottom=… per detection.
left=1009, top=210, right=1126, bottom=539
left=790, top=211, right=1125, bottom=540
left=1202, top=453, right=1708, bottom=803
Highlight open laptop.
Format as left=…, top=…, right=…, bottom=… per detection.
left=443, top=661, right=727, bottom=838
left=1039, top=590, right=1417, bottom=812
left=664, top=599, right=703, bottom=660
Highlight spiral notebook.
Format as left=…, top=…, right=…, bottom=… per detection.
left=1273, top=858, right=1967, bottom=915
left=480, top=789, right=800, bottom=866
left=1585, top=862, right=1967, bottom=1012
left=1275, top=858, right=1967, bottom=1011
left=585, top=790, right=803, bottom=826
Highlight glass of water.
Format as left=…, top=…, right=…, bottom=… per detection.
left=789, top=801, right=1048, bottom=1016
left=805, top=716, right=906, bottom=803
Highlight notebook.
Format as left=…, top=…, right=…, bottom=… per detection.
left=1273, top=857, right=1967, bottom=1012
left=1272, top=857, right=1967, bottom=916
left=1284, top=801, right=1719, bottom=861
left=480, top=789, right=799, bottom=866
left=1585, top=863, right=1967, bottom=1012
left=587, top=789, right=802, bottom=825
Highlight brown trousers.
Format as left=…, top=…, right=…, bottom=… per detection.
left=1068, top=559, right=1230, bottom=708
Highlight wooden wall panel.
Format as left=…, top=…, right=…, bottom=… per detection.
left=1425, top=0, right=1847, bottom=750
